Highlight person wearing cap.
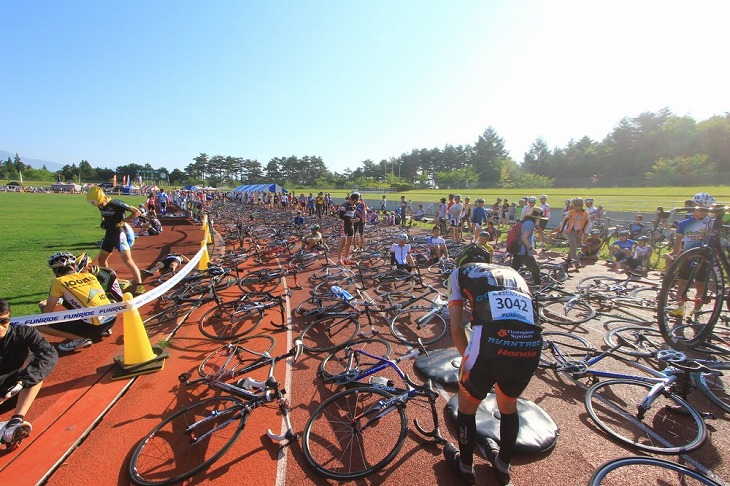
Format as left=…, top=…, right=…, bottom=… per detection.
left=390, top=233, right=415, bottom=270
left=537, top=195, right=551, bottom=248
left=608, top=229, right=637, bottom=272
left=448, top=194, right=465, bottom=242
left=470, top=198, right=489, bottom=243
left=511, top=207, right=547, bottom=286
left=85, top=185, right=145, bottom=296
left=557, top=198, right=590, bottom=271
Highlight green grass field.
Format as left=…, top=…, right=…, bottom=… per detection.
left=0, top=192, right=145, bottom=316
left=2, top=186, right=727, bottom=316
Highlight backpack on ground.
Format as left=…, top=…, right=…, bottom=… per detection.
left=505, top=222, right=523, bottom=255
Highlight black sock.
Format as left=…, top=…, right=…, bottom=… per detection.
left=499, top=411, right=519, bottom=466
left=456, top=412, right=476, bottom=467
left=8, top=415, right=24, bottom=426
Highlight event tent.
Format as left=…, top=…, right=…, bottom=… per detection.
left=231, top=183, right=287, bottom=193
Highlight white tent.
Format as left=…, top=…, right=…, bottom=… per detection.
left=231, top=183, right=287, bottom=193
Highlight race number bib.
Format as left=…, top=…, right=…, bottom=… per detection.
left=488, top=290, right=535, bottom=325
left=344, top=210, right=355, bottom=218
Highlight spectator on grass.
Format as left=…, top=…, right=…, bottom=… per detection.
left=0, top=298, right=58, bottom=450
left=40, top=252, right=117, bottom=352
left=142, top=253, right=190, bottom=277
left=86, top=185, right=145, bottom=296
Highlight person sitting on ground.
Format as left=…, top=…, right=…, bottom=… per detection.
left=390, top=233, right=415, bottom=270
left=412, top=204, right=426, bottom=222
left=0, top=298, right=58, bottom=450
left=628, top=214, right=645, bottom=240
left=136, top=211, right=163, bottom=236
left=142, top=253, right=190, bottom=277
left=75, top=253, right=125, bottom=302
left=654, top=206, right=672, bottom=231
left=293, top=210, right=305, bottom=228
left=426, top=226, right=449, bottom=262
left=301, top=224, right=324, bottom=251
left=627, top=235, right=652, bottom=274
left=580, top=229, right=603, bottom=260
left=608, top=229, right=637, bottom=272
left=477, top=231, right=496, bottom=259
left=39, top=252, right=117, bottom=352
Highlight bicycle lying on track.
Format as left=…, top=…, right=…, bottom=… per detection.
left=128, top=342, right=303, bottom=486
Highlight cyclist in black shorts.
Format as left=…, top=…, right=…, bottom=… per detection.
left=142, top=253, right=190, bottom=277
left=443, top=244, right=543, bottom=485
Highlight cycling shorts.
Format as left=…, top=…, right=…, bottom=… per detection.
left=340, top=223, right=355, bottom=238
left=354, top=221, right=364, bottom=234
left=449, top=218, right=461, bottom=228
left=459, top=325, right=540, bottom=400
left=539, top=219, right=548, bottom=229
left=101, top=224, right=135, bottom=253
left=48, top=316, right=116, bottom=340
left=677, top=256, right=709, bottom=282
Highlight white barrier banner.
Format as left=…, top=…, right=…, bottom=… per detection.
left=10, top=245, right=207, bottom=327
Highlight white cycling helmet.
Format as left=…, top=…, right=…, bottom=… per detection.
left=397, top=233, right=408, bottom=241
left=48, top=252, right=76, bottom=269
left=692, top=192, right=715, bottom=208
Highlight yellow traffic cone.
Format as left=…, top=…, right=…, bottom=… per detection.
left=206, top=226, right=213, bottom=244
left=199, top=240, right=210, bottom=270
left=111, top=293, right=169, bottom=380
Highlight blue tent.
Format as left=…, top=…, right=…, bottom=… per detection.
left=231, top=183, right=287, bottom=193
left=182, top=185, right=200, bottom=191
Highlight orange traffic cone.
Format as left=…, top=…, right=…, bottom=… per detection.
left=198, top=240, right=210, bottom=270
left=111, top=292, right=169, bottom=380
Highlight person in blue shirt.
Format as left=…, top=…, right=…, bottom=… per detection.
left=470, top=198, right=488, bottom=243
left=509, top=207, right=546, bottom=286
left=293, top=210, right=305, bottom=228
left=608, top=230, right=637, bottom=272
left=628, top=214, right=645, bottom=239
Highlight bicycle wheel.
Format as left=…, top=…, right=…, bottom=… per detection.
left=390, top=307, right=448, bottom=346
left=143, top=301, right=198, bottom=331
left=129, top=397, right=246, bottom=486
left=310, top=266, right=351, bottom=281
left=375, top=277, right=416, bottom=295
left=319, top=338, right=392, bottom=385
left=538, top=298, right=596, bottom=326
left=603, top=324, right=667, bottom=358
left=198, top=300, right=264, bottom=340
left=312, top=278, right=360, bottom=297
left=691, top=361, right=730, bottom=414
left=294, top=295, right=349, bottom=318
left=198, top=334, right=277, bottom=378
left=300, top=315, right=361, bottom=353
left=585, top=378, right=706, bottom=454
left=538, top=331, right=593, bottom=368
left=630, top=285, right=660, bottom=302
left=302, top=386, right=407, bottom=480
left=576, top=276, right=625, bottom=292
left=657, top=247, right=724, bottom=350
left=237, top=269, right=282, bottom=293
left=588, top=456, right=720, bottom=486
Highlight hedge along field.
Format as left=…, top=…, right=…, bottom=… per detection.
left=314, top=186, right=730, bottom=213
left=0, top=192, right=145, bottom=317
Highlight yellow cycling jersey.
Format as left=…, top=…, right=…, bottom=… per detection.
left=49, top=273, right=112, bottom=325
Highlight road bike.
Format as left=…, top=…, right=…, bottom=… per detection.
left=128, top=342, right=302, bottom=486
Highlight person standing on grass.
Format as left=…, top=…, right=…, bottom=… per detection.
left=470, top=198, right=488, bottom=243
left=0, top=298, right=58, bottom=450
left=336, top=192, right=360, bottom=265
left=444, top=244, right=542, bottom=486
left=510, top=207, right=546, bottom=286
left=556, top=197, right=590, bottom=272
left=86, top=185, right=145, bottom=296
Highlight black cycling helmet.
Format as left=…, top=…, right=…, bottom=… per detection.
left=589, top=229, right=601, bottom=235
left=455, top=243, right=492, bottom=267
left=479, top=230, right=491, bottom=240
left=619, top=229, right=630, bottom=236
left=49, top=252, right=76, bottom=269
left=310, top=224, right=320, bottom=231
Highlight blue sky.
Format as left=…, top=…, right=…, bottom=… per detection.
left=1, top=1, right=728, bottom=174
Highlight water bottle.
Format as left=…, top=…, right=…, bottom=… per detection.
left=369, top=376, right=392, bottom=387
left=331, top=285, right=354, bottom=302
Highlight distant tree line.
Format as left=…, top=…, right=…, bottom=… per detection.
left=3, top=109, right=729, bottom=188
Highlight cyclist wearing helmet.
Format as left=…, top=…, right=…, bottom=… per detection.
left=443, top=244, right=542, bottom=486
left=40, top=252, right=117, bottom=352
left=557, top=197, right=590, bottom=271
left=390, top=233, right=415, bottom=269
left=301, top=224, right=323, bottom=251
left=86, top=185, right=145, bottom=296
left=667, top=193, right=715, bottom=317
left=76, top=253, right=125, bottom=302
left=0, top=298, right=57, bottom=451
left=609, top=229, right=637, bottom=271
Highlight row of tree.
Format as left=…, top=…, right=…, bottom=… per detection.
left=3, top=109, right=729, bottom=188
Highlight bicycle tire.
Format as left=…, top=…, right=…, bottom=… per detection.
left=630, top=285, right=660, bottom=302
left=390, top=307, right=448, bottom=346
left=576, top=276, right=626, bottom=292
left=312, top=278, right=360, bottom=297
left=197, top=334, right=277, bottom=378
left=656, top=247, right=724, bottom=350
left=294, top=295, right=350, bottom=318
left=237, top=269, right=282, bottom=293
left=318, top=338, right=392, bottom=386
left=310, top=266, right=351, bottom=281
left=691, top=361, right=730, bottom=414
left=585, top=378, right=707, bottom=454
left=143, top=301, right=198, bottom=331
left=302, top=386, right=407, bottom=480
left=300, top=314, right=361, bottom=353
left=538, top=298, right=596, bottom=326
left=198, top=300, right=264, bottom=340
left=538, top=331, right=593, bottom=369
left=588, top=456, right=720, bottom=486
left=427, top=260, right=456, bottom=276
left=129, top=396, right=246, bottom=486
left=603, top=324, right=667, bottom=358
